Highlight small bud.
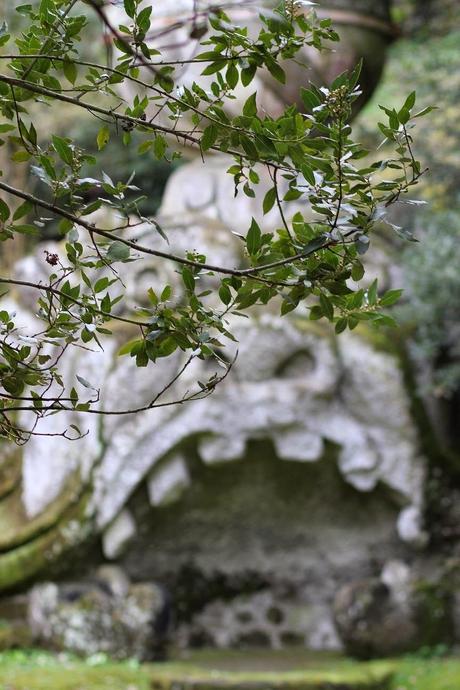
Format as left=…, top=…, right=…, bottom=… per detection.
left=44, top=251, right=59, bottom=266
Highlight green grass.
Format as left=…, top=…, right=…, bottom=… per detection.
left=0, top=649, right=392, bottom=690
left=1, top=649, right=460, bottom=690
left=390, top=657, right=460, bottom=690
left=0, top=651, right=152, bottom=690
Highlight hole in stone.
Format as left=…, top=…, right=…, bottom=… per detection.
left=188, top=628, right=214, bottom=648
left=280, top=631, right=305, bottom=646
left=266, top=606, right=284, bottom=625
left=275, top=350, right=314, bottom=379
left=236, top=610, right=253, bottom=624
left=236, top=630, right=271, bottom=648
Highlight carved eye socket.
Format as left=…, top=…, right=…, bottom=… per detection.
left=275, top=350, right=315, bottom=379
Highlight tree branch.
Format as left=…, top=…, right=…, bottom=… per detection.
left=0, top=179, right=337, bottom=278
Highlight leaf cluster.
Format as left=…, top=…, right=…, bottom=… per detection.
left=0, top=0, right=430, bottom=442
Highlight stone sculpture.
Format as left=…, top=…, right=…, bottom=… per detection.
left=0, top=0, right=438, bottom=657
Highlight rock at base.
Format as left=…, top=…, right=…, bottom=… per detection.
left=28, top=566, right=170, bottom=660
left=333, top=561, right=453, bottom=658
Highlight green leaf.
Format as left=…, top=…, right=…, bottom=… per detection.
left=153, top=134, right=166, bottom=159
left=114, top=38, right=132, bottom=55
left=413, top=105, right=437, bottom=119
left=138, top=140, right=153, bottom=154
left=380, top=289, right=403, bottom=307
left=349, top=58, right=363, bottom=88
left=335, top=318, right=347, bottom=334
left=201, top=124, right=219, bottom=151
left=301, top=164, right=315, bottom=186
left=137, top=5, right=152, bottom=32
left=158, top=336, right=178, bottom=358
left=389, top=110, right=399, bottom=131
left=239, top=135, right=258, bottom=160
left=402, top=91, right=416, bottom=112
left=226, top=63, right=238, bottom=89
left=367, top=279, right=378, bottom=306
left=124, top=0, right=136, bottom=18
left=398, top=106, right=410, bottom=125
left=241, top=63, right=257, bottom=87
left=281, top=298, right=297, bottom=316
left=161, top=285, right=172, bottom=301
left=266, top=58, right=285, bottom=83
left=246, top=218, right=261, bottom=255
left=300, top=87, right=320, bottom=111
left=59, top=218, right=74, bottom=235
left=11, top=150, right=31, bottom=162
left=219, top=284, right=231, bottom=305
left=107, top=241, right=130, bottom=262
left=348, top=316, right=359, bottom=330
left=303, top=235, right=327, bottom=256
left=118, top=338, right=140, bottom=356
left=263, top=187, right=276, bottom=215
left=81, top=200, right=102, bottom=216
left=97, top=125, right=110, bottom=151
left=63, top=59, right=77, bottom=85
left=52, top=135, right=73, bottom=165
left=201, top=60, right=226, bottom=76
left=243, top=93, right=257, bottom=117
left=284, top=188, right=302, bottom=201
left=76, top=375, right=94, bottom=389
left=182, top=267, right=195, bottom=292
left=13, top=200, right=32, bottom=221
left=309, top=305, right=323, bottom=321
left=0, top=198, right=10, bottom=222
left=351, top=261, right=364, bottom=282
left=0, top=32, right=10, bottom=48
left=13, top=224, right=40, bottom=236
left=375, top=314, right=398, bottom=328
left=95, top=277, right=109, bottom=293
left=319, top=293, right=334, bottom=321
left=148, top=288, right=158, bottom=305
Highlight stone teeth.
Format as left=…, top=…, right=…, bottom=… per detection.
left=102, top=508, right=136, bottom=560
left=272, top=429, right=324, bottom=463
left=147, top=452, right=191, bottom=507
left=397, top=506, right=429, bottom=549
left=198, top=435, right=247, bottom=465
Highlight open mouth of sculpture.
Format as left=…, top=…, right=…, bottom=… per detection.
left=0, top=317, right=423, bottom=589
left=0, top=432, right=405, bottom=652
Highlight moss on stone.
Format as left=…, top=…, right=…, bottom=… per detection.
left=0, top=447, right=22, bottom=499
left=0, top=620, right=33, bottom=650
left=411, top=580, right=454, bottom=648
left=0, top=471, right=83, bottom=552
left=0, top=488, right=93, bottom=592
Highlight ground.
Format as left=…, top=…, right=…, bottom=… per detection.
left=0, top=649, right=459, bottom=690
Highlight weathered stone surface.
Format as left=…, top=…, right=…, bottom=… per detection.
left=333, top=561, right=453, bottom=658
left=0, top=0, right=433, bottom=655
left=120, top=438, right=404, bottom=650
left=28, top=568, right=169, bottom=660
left=87, top=313, right=426, bottom=545
left=1, top=215, right=428, bottom=646
left=177, top=590, right=342, bottom=651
